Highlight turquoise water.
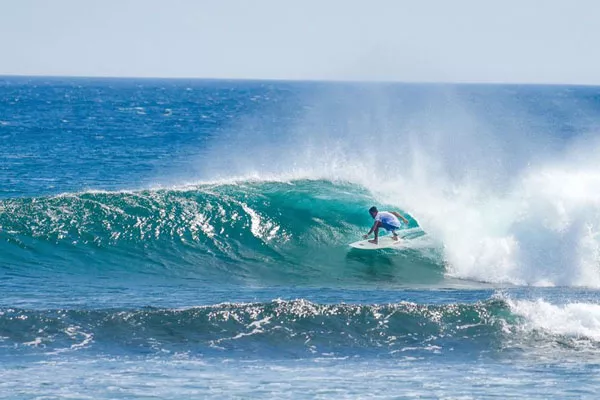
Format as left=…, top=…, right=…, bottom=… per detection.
left=2, top=77, right=600, bottom=398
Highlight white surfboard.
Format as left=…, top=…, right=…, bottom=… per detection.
left=349, top=236, right=407, bottom=250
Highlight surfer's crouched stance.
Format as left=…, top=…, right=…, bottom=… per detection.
left=363, top=206, right=409, bottom=244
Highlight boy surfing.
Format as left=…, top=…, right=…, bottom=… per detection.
left=363, top=206, right=409, bottom=244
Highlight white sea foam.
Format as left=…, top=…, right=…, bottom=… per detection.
left=507, top=298, right=600, bottom=341
left=194, top=86, right=600, bottom=287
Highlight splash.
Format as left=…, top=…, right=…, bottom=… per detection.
left=196, top=83, right=600, bottom=287
left=507, top=297, right=600, bottom=342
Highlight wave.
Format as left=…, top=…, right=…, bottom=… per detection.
left=0, top=180, right=432, bottom=285
left=4, top=296, right=600, bottom=359
left=3, top=169, right=600, bottom=289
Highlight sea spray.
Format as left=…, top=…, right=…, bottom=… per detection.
left=195, top=83, right=600, bottom=287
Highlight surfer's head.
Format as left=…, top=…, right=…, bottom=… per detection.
left=369, top=206, right=378, bottom=218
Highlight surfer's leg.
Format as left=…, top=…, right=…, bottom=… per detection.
left=380, top=222, right=400, bottom=240
left=383, top=223, right=401, bottom=241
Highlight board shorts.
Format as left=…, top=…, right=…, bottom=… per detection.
left=380, top=221, right=401, bottom=232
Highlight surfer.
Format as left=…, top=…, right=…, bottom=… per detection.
left=363, top=206, right=409, bottom=244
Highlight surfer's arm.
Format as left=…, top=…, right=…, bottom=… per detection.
left=364, top=221, right=380, bottom=238
left=391, top=211, right=409, bottom=224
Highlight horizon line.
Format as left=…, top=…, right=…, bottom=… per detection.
left=1, top=73, right=599, bottom=88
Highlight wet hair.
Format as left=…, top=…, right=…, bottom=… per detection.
left=369, top=206, right=378, bottom=214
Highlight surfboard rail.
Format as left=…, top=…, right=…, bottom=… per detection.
left=348, top=236, right=407, bottom=250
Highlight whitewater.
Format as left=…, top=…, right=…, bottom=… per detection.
left=2, top=77, right=600, bottom=398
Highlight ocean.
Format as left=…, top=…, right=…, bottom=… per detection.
left=2, top=76, right=600, bottom=398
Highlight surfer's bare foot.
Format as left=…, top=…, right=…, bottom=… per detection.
left=368, top=239, right=378, bottom=244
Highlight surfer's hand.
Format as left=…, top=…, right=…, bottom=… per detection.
left=363, top=234, right=368, bottom=239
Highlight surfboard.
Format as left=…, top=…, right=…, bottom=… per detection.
left=349, top=236, right=407, bottom=250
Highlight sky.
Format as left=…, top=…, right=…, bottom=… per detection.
left=1, top=0, right=599, bottom=84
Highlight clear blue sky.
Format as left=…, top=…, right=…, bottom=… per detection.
left=1, top=0, right=599, bottom=84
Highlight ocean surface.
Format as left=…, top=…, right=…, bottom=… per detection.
left=2, top=76, right=600, bottom=399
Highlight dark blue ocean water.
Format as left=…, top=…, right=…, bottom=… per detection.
left=2, top=76, right=600, bottom=398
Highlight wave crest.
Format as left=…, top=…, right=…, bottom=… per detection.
left=5, top=296, right=600, bottom=359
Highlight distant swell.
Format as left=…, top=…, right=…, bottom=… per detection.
left=0, top=299, right=510, bottom=357
left=3, top=297, right=600, bottom=359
